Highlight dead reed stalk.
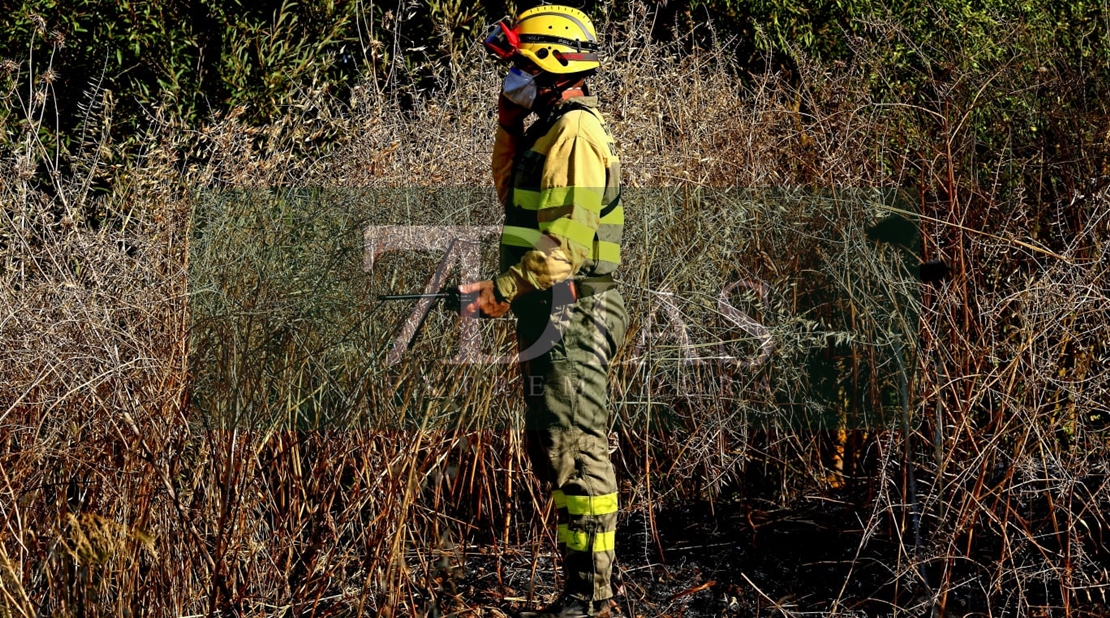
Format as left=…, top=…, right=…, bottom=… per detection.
left=1, top=4, right=1107, bottom=616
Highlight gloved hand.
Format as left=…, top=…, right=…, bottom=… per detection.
left=457, top=280, right=511, bottom=318
left=498, top=93, right=530, bottom=133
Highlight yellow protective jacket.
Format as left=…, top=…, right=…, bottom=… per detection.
left=492, top=96, right=622, bottom=303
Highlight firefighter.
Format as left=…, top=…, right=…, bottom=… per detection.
left=458, top=6, right=626, bottom=617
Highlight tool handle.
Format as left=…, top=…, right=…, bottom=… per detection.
left=378, top=289, right=462, bottom=310
left=378, top=292, right=449, bottom=301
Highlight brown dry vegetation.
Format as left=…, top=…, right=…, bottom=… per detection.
left=2, top=4, right=1109, bottom=617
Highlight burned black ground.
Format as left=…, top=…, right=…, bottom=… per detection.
left=428, top=492, right=1109, bottom=618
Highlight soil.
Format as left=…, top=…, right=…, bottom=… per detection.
left=430, top=496, right=1107, bottom=617
left=432, top=497, right=926, bottom=617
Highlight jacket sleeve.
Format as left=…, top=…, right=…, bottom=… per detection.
left=492, top=126, right=518, bottom=208
left=494, top=128, right=608, bottom=303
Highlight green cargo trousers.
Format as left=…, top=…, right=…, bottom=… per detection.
left=514, top=284, right=627, bottom=602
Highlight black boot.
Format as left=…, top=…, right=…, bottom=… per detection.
left=519, top=594, right=611, bottom=618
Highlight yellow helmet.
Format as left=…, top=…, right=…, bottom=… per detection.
left=513, top=5, right=600, bottom=74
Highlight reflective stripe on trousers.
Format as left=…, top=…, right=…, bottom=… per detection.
left=518, top=289, right=627, bottom=602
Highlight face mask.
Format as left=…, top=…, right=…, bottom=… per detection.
left=502, top=67, right=537, bottom=109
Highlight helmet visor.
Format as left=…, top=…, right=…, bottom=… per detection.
left=482, top=20, right=520, bottom=60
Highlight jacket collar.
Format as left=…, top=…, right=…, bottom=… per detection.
left=538, top=95, right=597, bottom=119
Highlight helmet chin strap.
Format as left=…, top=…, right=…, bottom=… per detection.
left=535, top=77, right=586, bottom=110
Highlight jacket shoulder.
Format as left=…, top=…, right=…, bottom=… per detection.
left=552, top=106, right=604, bottom=129
left=546, top=106, right=610, bottom=147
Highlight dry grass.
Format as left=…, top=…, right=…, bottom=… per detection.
left=2, top=4, right=1108, bottom=616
